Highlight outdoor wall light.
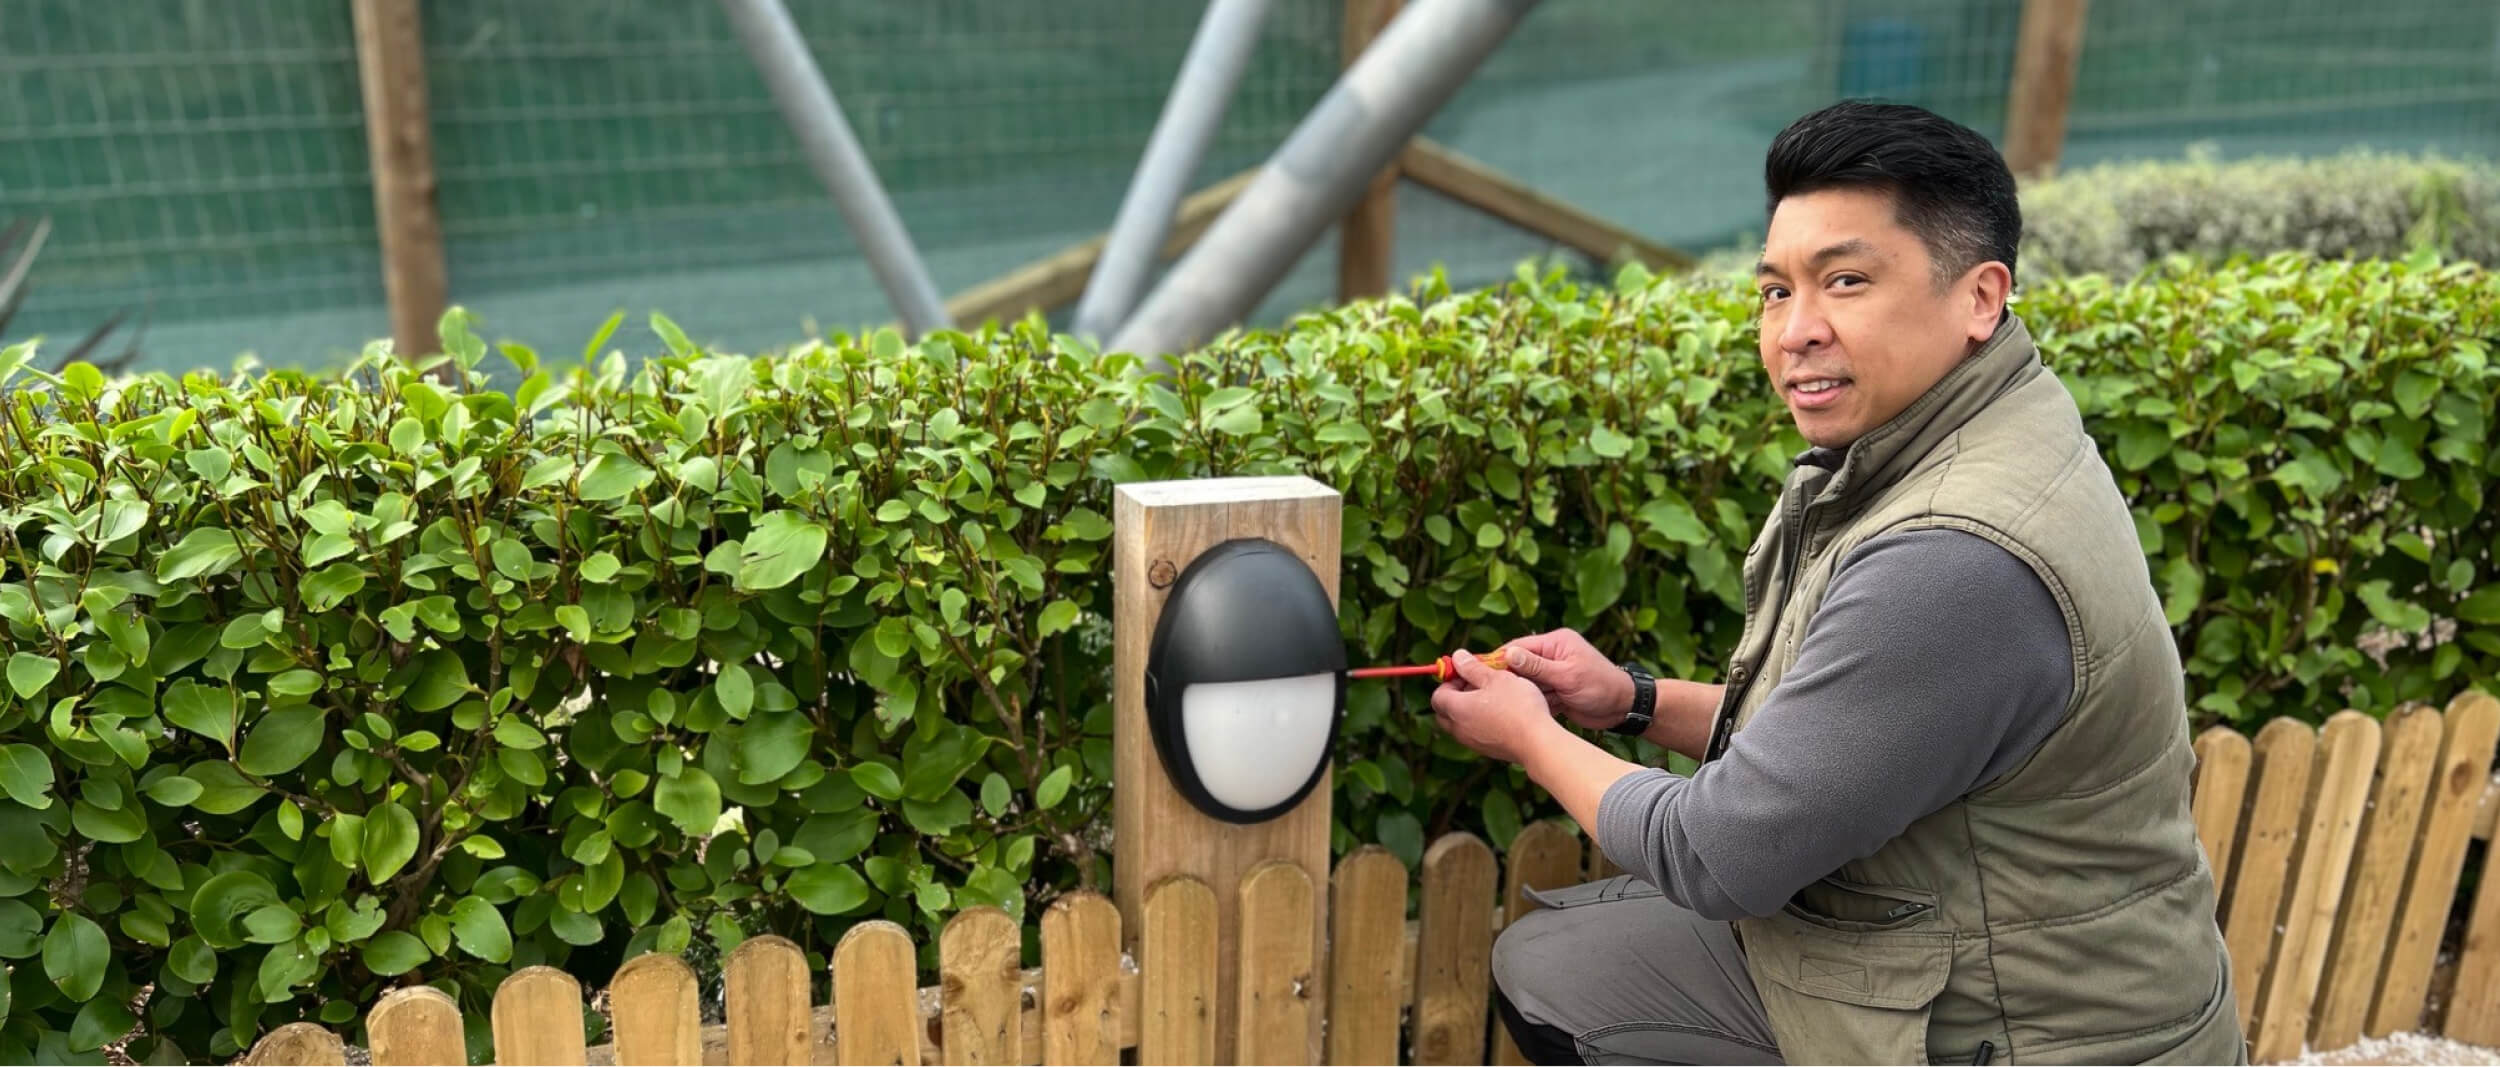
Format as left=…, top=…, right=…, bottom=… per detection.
left=1144, top=537, right=1347, bottom=824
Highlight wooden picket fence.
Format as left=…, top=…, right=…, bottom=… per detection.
left=242, top=691, right=2500, bottom=1066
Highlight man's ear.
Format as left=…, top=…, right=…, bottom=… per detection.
left=1964, top=261, right=2013, bottom=342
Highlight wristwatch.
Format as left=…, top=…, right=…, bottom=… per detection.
left=1610, top=665, right=1656, bottom=737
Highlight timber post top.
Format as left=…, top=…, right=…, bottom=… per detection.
left=1113, top=475, right=1339, bottom=508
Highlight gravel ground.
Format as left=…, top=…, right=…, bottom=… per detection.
left=2293, top=1033, right=2500, bottom=1065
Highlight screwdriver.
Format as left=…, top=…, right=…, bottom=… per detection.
left=1348, top=647, right=1511, bottom=682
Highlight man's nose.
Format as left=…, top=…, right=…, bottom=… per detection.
left=1779, top=295, right=1834, bottom=353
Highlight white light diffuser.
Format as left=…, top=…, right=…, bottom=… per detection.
left=1180, top=672, right=1339, bottom=814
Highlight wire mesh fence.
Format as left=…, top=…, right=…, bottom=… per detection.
left=3, top=0, right=2496, bottom=375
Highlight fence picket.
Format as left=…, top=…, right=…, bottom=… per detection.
left=493, top=966, right=589, bottom=1065
left=1236, top=861, right=1319, bottom=1065
left=940, top=906, right=1026, bottom=1066
left=367, top=985, right=464, bottom=1067
left=832, top=920, right=922, bottom=1067
left=724, top=934, right=814, bottom=1066
left=1140, top=877, right=1218, bottom=1065
left=2224, top=716, right=2319, bottom=1033
left=606, top=952, right=703, bottom=1065
left=2373, top=690, right=2500, bottom=1036
left=245, top=1022, right=344, bottom=1065
left=1327, top=847, right=1408, bottom=1066
left=2251, top=710, right=2380, bottom=1063
left=1041, top=891, right=1123, bottom=1065
left=1413, top=832, right=1497, bottom=1067
left=2448, top=825, right=2500, bottom=1045
left=2310, top=704, right=2442, bottom=1050
left=2192, top=726, right=2255, bottom=900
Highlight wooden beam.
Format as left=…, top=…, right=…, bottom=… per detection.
left=942, top=168, right=1257, bottom=329
left=1398, top=138, right=1694, bottom=271
left=350, top=0, right=448, bottom=367
left=2003, top=0, right=2091, bottom=178
left=1113, top=477, right=1339, bottom=1065
left=1337, top=0, right=1404, bottom=302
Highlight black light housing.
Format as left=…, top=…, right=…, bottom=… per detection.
left=1144, top=537, right=1348, bottom=824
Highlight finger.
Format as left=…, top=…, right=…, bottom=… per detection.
left=1501, top=644, right=1554, bottom=681
left=1447, top=649, right=1496, bottom=686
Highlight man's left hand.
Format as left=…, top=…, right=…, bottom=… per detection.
left=1429, top=650, right=1564, bottom=764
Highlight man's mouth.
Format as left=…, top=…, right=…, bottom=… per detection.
left=1787, top=376, right=1851, bottom=409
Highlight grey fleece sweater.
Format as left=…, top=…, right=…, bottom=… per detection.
left=1595, top=526, right=2074, bottom=921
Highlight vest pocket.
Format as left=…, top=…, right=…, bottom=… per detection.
left=1744, top=910, right=1954, bottom=1065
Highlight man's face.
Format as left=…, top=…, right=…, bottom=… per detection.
left=1754, top=188, right=2007, bottom=449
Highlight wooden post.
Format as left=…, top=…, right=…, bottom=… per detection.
left=350, top=0, right=448, bottom=366
left=1114, top=477, right=1339, bottom=1065
left=1336, top=0, right=1403, bottom=302
left=2001, top=0, right=2090, bottom=178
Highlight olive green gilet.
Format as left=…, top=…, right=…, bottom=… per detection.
left=1700, top=314, right=2247, bottom=1064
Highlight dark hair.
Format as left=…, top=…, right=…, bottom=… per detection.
left=1764, top=100, right=2021, bottom=288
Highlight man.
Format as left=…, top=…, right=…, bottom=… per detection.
left=1427, top=101, right=2244, bottom=1065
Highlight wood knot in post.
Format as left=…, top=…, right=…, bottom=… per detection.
left=1148, top=559, right=1178, bottom=588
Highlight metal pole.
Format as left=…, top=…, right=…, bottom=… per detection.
left=718, top=0, right=951, bottom=336
left=1072, top=0, right=1273, bottom=342
left=1109, top=0, right=1542, bottom=365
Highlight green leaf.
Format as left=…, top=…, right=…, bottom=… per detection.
left=162, top=679, right=239, bottom=750
left=364, top=802, right=420, bottom=883
left=1036, top=765, right=1073, bottom=810
left=654, top=768, right=723, bottom=834
left=1636, top=499, right=1710, bottom=545
left=737, top=711, right=812, bottom=785
left=69, top=987, right=134, bottom=1051
left=1376, top=811, right=1425, bottom=870
left=2357, top=580, right=2433, bottom=634
left=492, top=717, right=547, bottom=751
left=157, top=527, right=244, bottom=581
left=2457, top=586, right=2500, bottom=626
left=1482, top=790, right=1522, bottom=851
left=0, top=899, right=42, bottom=957
left=6, top=653, right=58, bottom=700
left=71, top=801, right=144, bottom=843
left=786, top=864, right=872, bottom=916
left=0, top=745, right=54, bottom=810
left=300, top=562, right=368, bottom=611
left=239, top=708, right=325, bottom=775
left=1037, top=599, right=1080, bottom=638
left=904, top=790, right=973, bottom=835
left=267, top=669, right=324, bottom=697
left=736, top=511, right=829, bottom=592
left=2160, top=556, right=2204, bottom=627
left=577, top=454, right=654, bottom=501
left=716, top=665, right=755, bottom=720
left=450, top=896, right=513, bottom=963
left=170, top=937, right=216, bottom=984
left=1589, top=425, right=1634, bottom=458
left=193, top=870, right=279, bottom=946
left=981, top=773, right=1011, bottom=816
left=143, top=775, right=203, bottom=807
left=401, top=650, right=472, bottom=712
left=851, top=762, right=904, bottom=801
left=361, top=931, right=430, bottom=976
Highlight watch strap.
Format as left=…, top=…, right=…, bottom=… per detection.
left=1611, top=665, right=1656, bottom=737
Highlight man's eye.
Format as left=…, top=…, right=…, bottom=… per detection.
left=1760, top=286, right=1790, bottom=303
left=1831, top=275, right=1867, bottom=289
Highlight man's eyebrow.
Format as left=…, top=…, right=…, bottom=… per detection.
left=1758, top=238, right=1882, bottom=279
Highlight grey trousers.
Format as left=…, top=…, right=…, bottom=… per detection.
left=1491, top=875, right=1785, bottom=1066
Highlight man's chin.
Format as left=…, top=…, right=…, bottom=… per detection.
left=1790, top=412, right=1864, bottom=451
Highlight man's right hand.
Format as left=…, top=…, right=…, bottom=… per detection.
left=1499, top=628, right=1637, bottom=732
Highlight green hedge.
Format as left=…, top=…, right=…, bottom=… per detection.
left=0, top=253, right=2495, bottom=1061
left=2017, top=147, right=2500, bottom=277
